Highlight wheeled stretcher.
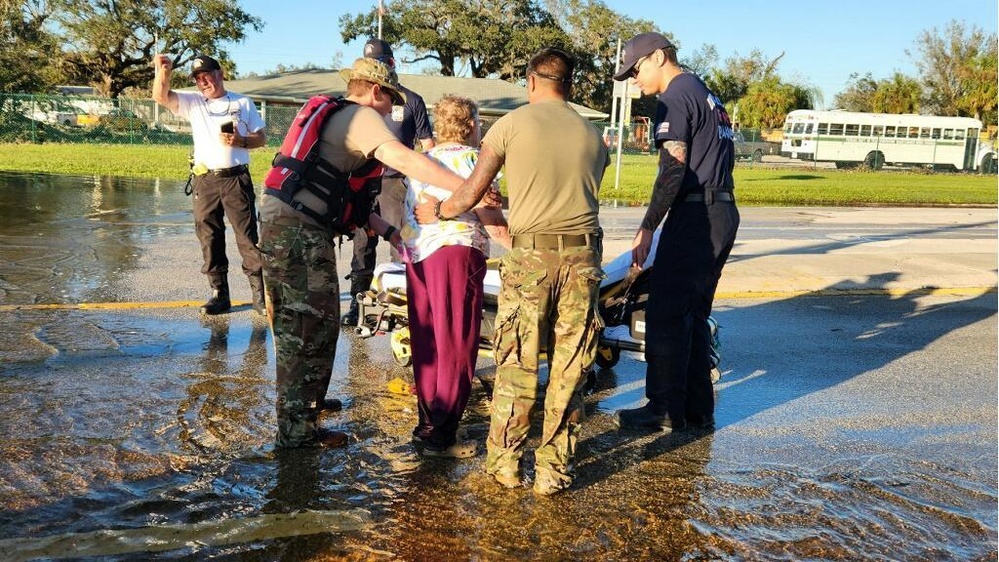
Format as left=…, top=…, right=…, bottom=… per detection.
left=353, top=230, right=720, bottom=381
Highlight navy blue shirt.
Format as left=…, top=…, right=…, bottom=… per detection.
left=653, top=73, right=735, bottom=192
left=382, top=84, right=433, bottom=176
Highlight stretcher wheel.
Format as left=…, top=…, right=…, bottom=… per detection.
left=594, top=344, right=620, bottom=369
left=391, top=328, right=412, bottom=367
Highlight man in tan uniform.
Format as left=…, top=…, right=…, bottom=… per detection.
left=414, top=47, right=609, bottom=495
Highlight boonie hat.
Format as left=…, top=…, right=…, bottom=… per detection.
left=340, top=57, right=407, bottom=105
left=613, top=32, right=674, bottom=81
left=191, top=55, right=222, bottom=76
left=363, top=38, right=395, bottom=67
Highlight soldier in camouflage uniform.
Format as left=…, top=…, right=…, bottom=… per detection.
left=259, top=58, right=469, bottom=448
left=414, top=48, right=609, bottom=494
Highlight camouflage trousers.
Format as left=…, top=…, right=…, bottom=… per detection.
left=485, top=243, right=605, bottom=488
left=259, top=220, right=341, bottom=448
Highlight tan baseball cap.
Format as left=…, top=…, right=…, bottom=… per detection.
left=339, top=57, right=406, bottom=105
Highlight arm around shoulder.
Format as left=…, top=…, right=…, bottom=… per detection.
left=374, top=139, right=462, bottom=191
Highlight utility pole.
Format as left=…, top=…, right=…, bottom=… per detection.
left=378, top=0, right=384, bottom=39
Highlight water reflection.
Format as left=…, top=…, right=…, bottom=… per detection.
left=0, top=171, right=995, bottom=560
left=0, top=171, right=190, bottom=305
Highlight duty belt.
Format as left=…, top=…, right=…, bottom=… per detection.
left=196, top=164, right=248, bottom=178
left=682, top=191, right=735, bottom=203
left=512, top=232, right=597, bottom=250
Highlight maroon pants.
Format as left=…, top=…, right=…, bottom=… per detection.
left=406, top=245, right=487, bottom=448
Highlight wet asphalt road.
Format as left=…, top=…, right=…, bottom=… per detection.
left=0, top=172, right=995, bottom=560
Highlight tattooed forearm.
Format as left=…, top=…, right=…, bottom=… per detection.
left=640, top=140, right=687, bottom=231
left=440, top=144, right=505, bottom=218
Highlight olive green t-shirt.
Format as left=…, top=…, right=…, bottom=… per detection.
left=482, top=99, right=609, bottom=235
left=259, top=103, right=398, bottom=227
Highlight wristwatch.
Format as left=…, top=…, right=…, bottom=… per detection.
left=381, top=225, right=397, bottom=241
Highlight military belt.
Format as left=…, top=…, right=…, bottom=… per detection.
left=261, top=216, right=306, bottom=227
left=512, top=233, right=596, bottom=250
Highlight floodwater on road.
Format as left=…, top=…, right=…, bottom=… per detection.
left=0, top=172, right=996, bottom=561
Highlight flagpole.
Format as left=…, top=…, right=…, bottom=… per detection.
left=378, top=0, right=383, bottom=39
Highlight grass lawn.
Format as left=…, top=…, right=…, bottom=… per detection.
left=1, top=143, right=995, bottom=206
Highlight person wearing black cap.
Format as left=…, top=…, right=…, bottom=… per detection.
left=610, top=32, right=740, bottom=433
left=341, top=38, right=437, bottom=327
left=413, top=47, right=609, bottom=495
left=152, top=53, right=267, bottom=316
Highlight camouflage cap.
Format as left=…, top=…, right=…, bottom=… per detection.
left=339, top=57, right=406, bottom=106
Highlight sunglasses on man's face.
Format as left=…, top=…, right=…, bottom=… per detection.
left=628, top=55, right=650, bottom=79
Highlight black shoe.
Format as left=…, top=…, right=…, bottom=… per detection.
left=200, top=289, right=231, bottom=315
left=340, top=303, right=359, bottom=327
left=248, top=274, right=266, bottom=316
left=316, top=428, right=348, bottom=448
left=686, top=414, right=715, bottom=430
left=615, top=405, right=687, bottom=432
left=320, top=398, right=343, bottom=412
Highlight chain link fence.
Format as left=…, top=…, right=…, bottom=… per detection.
left=0, top=93, right=305, bottom=146
left=1, top=93, right=788, bottom=165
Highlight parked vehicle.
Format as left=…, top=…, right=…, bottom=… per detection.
left=733, top=130, right=775, bottom=162
left=781, top=109, right=997, bottom=173
left=31, top=110, right=78, bottom=127
left=79, top=109, right=147, bottom=132
left=98, top=109, right=147, bottom=132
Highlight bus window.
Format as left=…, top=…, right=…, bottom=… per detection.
left=845, top=124, right=860, bottom=136
left=920, top=127, right=931, bottom=138
left=860, top=125, right=871, bottom=136
left=829, top=123, right=844, bottom=135
left=805, top=123, right=814, bottom=134
left=792, top=122, right=807, bottom=134
left=931, top=128, right=941, bottom=139
left=955, top=129, right=966, bottom=140
left=942, top=129, right=954, bottom=140
left=885, top=126, right=896, bottom=137
left=817, top=123, right=828, bottom=135
left=784, top=121, right=793, bottom=134
left=906, top=127, right=918, bottom=138
left=872, top=125, right=884, bottom=136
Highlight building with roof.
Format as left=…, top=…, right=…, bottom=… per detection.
left=221, top=68, right=607, bottom=121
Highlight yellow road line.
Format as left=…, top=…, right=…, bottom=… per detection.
left=0, top=508, right=369, bottom=561
left=0, top=300, right=251, bottom=312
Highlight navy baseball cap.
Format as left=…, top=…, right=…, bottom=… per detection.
left=363, top=38, right=395, bottom=67
left=613, top=32, right=674, bottom=81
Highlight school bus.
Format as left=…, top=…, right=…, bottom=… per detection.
left=781, top=110, right=997, bottom=173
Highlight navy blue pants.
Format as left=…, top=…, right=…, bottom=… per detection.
left=644, top=198, right=740, bottom=422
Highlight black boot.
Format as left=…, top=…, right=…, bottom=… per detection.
left=248, top=273, right=266, bottom=316
left=200, top=277, right=231, bottom=315
left=614, top=404, right=687, bottom=432
left=340, top=275, right=372, bottom=327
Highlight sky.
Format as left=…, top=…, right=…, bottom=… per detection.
left=225, top=0, right=997, bottom=109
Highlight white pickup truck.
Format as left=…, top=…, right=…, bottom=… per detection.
left=30, top=110, right=78, bottom=127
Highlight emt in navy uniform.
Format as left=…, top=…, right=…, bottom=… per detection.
left=341, top=38, right=436, bottom=327
left=152, top=53, right=267, bottom=316
left=611, top=33, right=740, bottom=433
